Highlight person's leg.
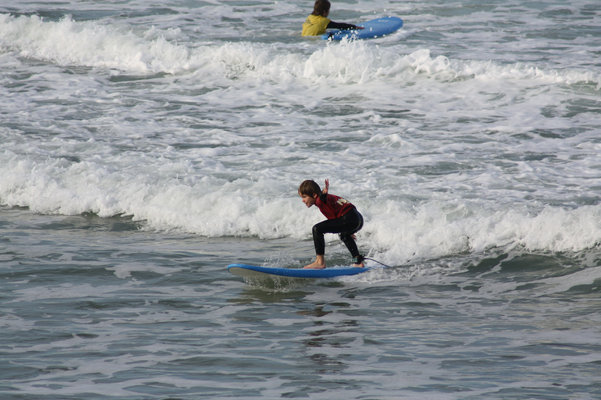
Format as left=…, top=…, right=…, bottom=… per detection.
left=338, top=210, right=364, bottom=266
left=305, top=209, right=364, bottom=269
left=303, top=221, right=333, bottom=269
left=339, top=233, right=361, bottom=259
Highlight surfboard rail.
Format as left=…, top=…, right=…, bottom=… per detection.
left=323, top=16, right=403, bottom=41
left=227, top=263, right=369, bottom=279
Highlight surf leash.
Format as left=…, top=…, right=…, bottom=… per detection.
left=364, top=257, right=393, bottom=268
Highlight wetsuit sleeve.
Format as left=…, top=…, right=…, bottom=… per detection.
left=327, top=21, right=359, bottom=30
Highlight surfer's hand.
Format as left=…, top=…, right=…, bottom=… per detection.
left=323, top=179, right=329, bottom=195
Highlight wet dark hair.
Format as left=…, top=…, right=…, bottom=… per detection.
left=298, top=180, right=321, bottom=197
left=312, top=0, right=331, bottom=17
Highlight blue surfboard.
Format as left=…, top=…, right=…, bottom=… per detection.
left=227, top=263, right=369, bottom=279
left=323, top=16, right=403, bottom=41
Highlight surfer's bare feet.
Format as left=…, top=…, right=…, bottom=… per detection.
left=352, top=255, right=365, bottom=268
left=303, top=255, right=326, bottom=269
left=303, top=262, right=325, bottom=269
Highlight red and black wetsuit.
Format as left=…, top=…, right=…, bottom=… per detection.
left=315, top=193, right=355, bottom=219
left=313, top=193, right=363, bottom=262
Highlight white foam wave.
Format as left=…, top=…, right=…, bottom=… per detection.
left=403, top=48, right=600, bottom=87
left=1, top=13, right=598, bottom=89
left=365, top=200, right=601, bottom=263
left=2, top=148, right=600, bottom=265
left=0, top=14, right=192, bottom=74
left=2, top=12, right=600, bottom=267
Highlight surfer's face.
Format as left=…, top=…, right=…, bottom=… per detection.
left=300, top=193, right=317, bottom=208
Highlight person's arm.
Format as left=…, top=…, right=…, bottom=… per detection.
left=319, top=179, right=330, bottom=203
left=327, top=21, right=362, bottom=30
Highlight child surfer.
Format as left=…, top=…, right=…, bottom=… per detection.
left=298, top=179, right=365, bottom=269
left=301, top=0, right=363, bottom=37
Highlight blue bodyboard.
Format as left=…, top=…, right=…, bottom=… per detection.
left=323, top=16, right=403, bottom=41
left=227, top=263, right=369, bottom=279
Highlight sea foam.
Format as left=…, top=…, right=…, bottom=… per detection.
left=2, top=13, right=599, bottom=89
left=1, top=12, right=600, bottom=266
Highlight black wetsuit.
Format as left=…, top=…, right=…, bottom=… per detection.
left=312, top=193, right=364, bottom=262
left=327, top=21, right=358, bottom=30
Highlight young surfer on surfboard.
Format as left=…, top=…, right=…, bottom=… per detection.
left=298, top=179, right=365, bottom=269
left=301, top=0, right=363, bottom=36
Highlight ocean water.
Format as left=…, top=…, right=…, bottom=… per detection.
left=1, top=0, right=601, bottom=398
